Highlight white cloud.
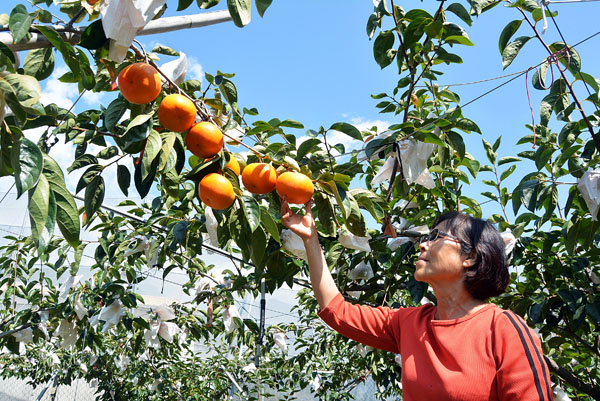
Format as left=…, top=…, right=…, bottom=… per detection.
left=187, top=56, right=204, bottom=81
left=40, top=66, right=79, bottom=109
left=349, top=117, right=390, bottom=134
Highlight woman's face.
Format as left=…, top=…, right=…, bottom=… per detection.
left=414, top=223, right=470, bottom=286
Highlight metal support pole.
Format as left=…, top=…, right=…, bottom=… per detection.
left=254, top=279, right=266, bottom=368
left=1, top=10, right=232, bottom=52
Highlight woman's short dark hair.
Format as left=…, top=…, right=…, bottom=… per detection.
left=433, top=212, right=509, bottom=300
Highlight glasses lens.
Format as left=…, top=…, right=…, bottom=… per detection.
left=429, top=229, right=439, bottom=242
left=420, top=229, right=438, bottom=244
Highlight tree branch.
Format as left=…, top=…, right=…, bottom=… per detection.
left=545, top=355, right=600, bottom=400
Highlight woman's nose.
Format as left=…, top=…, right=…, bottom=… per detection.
left=419, top=241, right=427, bottom=252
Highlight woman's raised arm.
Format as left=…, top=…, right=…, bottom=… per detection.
left=280, top=198, right=340, bottom=309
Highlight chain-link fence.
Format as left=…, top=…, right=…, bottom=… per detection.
left=0, top=377, right=98, bottom=401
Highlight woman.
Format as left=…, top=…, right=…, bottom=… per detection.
left=281, top=199, right=553, bottom=401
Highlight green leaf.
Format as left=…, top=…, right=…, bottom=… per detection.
left=500, top=164, right=516, bottom=181
left=482, top=138, right=496, bottom=164
left=576, top=72, right=600, bottom=93
left=134, top=156, right=155, bottom=198
left=532, top=60, right=550, bottom=90
left=446, top=131, right=465, bottom=159
left=196, top=0, right=220, bottom=9
left=492, top=136, right=501, bottom=152
left=150, top=44, right=179, bottom=56
left=407, top=277, right=426, bottom=304
left=11, top=137, right=43, bottom=198
left=172, top=220, right=188, bottom=246
left=0, top=42, right=17, bottom=69
left=520, top=179, right=539, bottom=212
left=280, top=119, right=304, bottom=129
left=297, top=138, right=321, bottom=160
left=444, top=35, right=474, bottom=46
left=67, top=154, right=98, bottom=173
left=498, top=20, right=523, bottom=54
left=0, top=73, right=43, bottom=117
left=75, top=165, right=101, bottom=194
left=104, top=97, right=127, bottom=131
left=497, top=156, right=522, bottom=165
left=455, top=118, right=481, bottom=134
left=549, top=42, right=581, bottom=74
left=219, top=78, right=238, bottom=111
left=178, top=0, right=194, bottom=10
left=23, top=48, right=55, bottom=81
left=446, top=3, right=472, bottom=26
left=79, top=19, right=107, bottom=50
left=158, top=132, right=176, bottom=172
left=502, top=36, right=531, bottom=69
left=75, top=50, right=94, bottom=91
left=124, top=113, right=153, bottom=135
left=39, top=189, right=57, bottom=251
left=373, top=30, right=396, bottom=69
left=507, top=0, right=540, bottom=12
left=350, top=188, right=386, bottom=222
left=241, top=195, right=260, bottom=232
left=117, top=164, right=130, bottom=196
left=35, top=26, right=81, bottom=79
left=256, top=0, right=272, bottom=17
left=532, top=8, right=557, bottom=23
left=314, top=192, right=336, bottom=236
left=249, top=226, right=267, bottom=267
left=260, top=206, right=280, bottom=243
left=84, top=175, right=105, bottom=221
left=469, top=0, right=501, bottom=16
left=329, top=122, right=362, bottom=141
left=96, top=146, right=119, bottom=160
left=141, top=130, right=162, bottom=181
left=9, top=4, right=34, bottom=44
left=28, top=173, right=49, bottom=242
left=227, top=0, right=251, bottom=27
left=42, top=154, right=80, bottom=247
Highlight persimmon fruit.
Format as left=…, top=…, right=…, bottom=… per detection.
left=276, top=172, right=314, bottom=204
left=199, top=173, right=235, bottom=210
left=186, top=122, right=223, bottom=158
left=225, top=156, right=240, bottom=175
left=158, top=94, right=196, bottom=132
left=241, top=163, right=277, bottom=194
left=117, top=63, right=161, bottom=104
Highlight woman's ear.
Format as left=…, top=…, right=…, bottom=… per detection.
left=462, top=250, right=477, bottom=269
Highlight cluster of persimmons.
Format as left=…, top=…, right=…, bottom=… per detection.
left=117, top=62, right=314, bottom=210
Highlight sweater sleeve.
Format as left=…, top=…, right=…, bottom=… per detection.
left=317, top=293, right=400, bottom=353
left=494, top=311, right=554, bottom=401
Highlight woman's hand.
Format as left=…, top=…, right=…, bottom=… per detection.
left=281, top=197, right=316, bottom=241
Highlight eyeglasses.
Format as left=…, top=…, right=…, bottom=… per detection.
left=419, top=229, right=462, bottom=246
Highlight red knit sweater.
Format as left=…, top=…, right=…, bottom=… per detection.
left=318, top=293, right=553, bottom=401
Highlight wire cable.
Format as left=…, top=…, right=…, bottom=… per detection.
left=329, top=29, right=600, bottom=163
left=544, top=4, right=600, bottom=114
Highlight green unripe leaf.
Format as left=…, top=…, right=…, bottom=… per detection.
left=23, top=48, right=55, bottom=81
left=227, top=0, right=251, bottom=27
left=11, top=136, right=43, bottom=198
left=498, top=20, right=522, bottom=54
left=28, top=173, right=50, bottom=242
left=9, top=4, right=34, bottom=44
left=502, top=36, right=531, bottom=69
left=373, top=30, right=395, bottom=69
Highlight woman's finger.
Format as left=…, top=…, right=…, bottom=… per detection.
left=305, top=200, right=313, bottom=218
left=281, top=195, right=290, bottom=216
